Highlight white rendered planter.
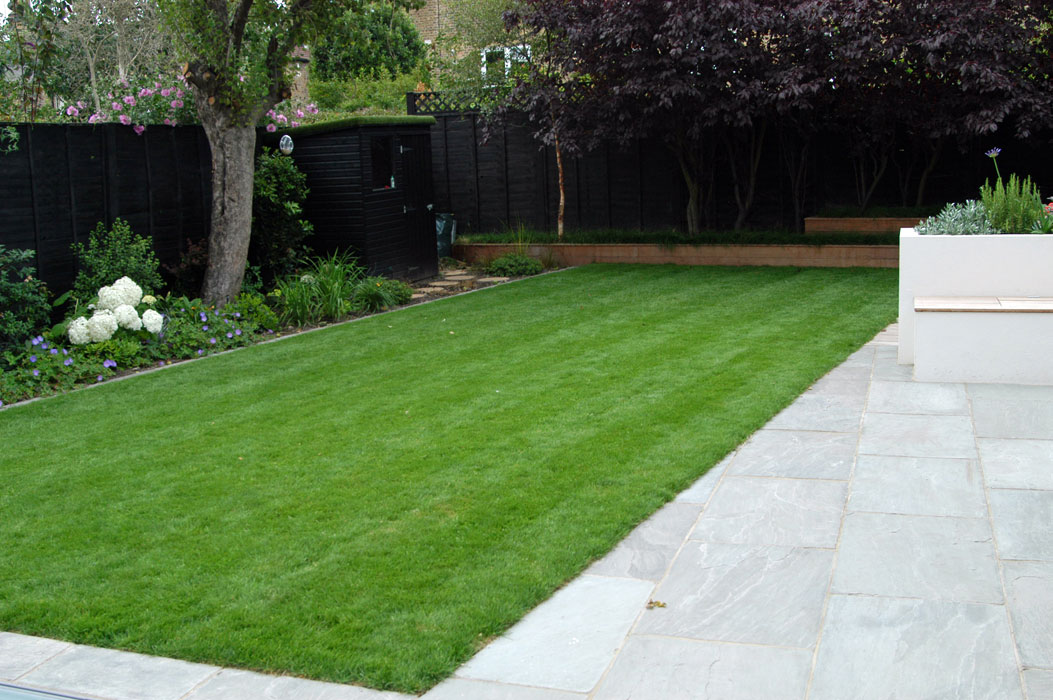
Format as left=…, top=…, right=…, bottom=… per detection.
left=899, top=227, right=1053, bottom=384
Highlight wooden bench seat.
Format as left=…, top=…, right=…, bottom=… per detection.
left=915, top=296, right=1053, bottom=313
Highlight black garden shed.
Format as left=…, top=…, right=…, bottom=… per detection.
left=262, top=116, right=439, bottom=282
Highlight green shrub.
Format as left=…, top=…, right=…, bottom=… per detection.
left=309, top=73, right=423, bottom=115
left=251, top=149, right=314, bottom=285
left=916, top=200, right=998, bottom=236
left=0, top=246, right=51, bottom=356
left=980, top=173, right=1045, bottom=233
left=352, top=276, right=413, bottom=312
left=487, top=253, right=543, bottom=277
left=153, top=296, right=260, bottom=358
left=72, top=219, right=164, bottom=301
left=224, top=292, right=280, bottom=333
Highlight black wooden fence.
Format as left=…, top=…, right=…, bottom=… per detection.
left=406, top=92, right=1053, bottom=234
left=0, top=123, right=211, bottom=294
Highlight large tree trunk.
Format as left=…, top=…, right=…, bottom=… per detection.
left=200, top=120, right=257, bottom=305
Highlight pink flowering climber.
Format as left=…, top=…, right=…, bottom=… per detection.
left=266, top=123, right=277, bottom=132
left=133, top=125, right=145, bottom=135
left=119, top=114, right=131, bottom=125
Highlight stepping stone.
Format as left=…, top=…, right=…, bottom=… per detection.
left=417, top=287, right=445, bottom=294
left=444, top=275, right=474, bottom=281
left=442, top=269, right=468, bottom=276
left=410, top=293, right=428, bottom=300
left=430, top=280, right=460, bottom=287
left=477, top=276, right=510, bottom=283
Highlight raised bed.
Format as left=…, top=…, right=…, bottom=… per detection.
left=899, top=227, right=1053, bottom=384
left=454, top=242, right=899, bottom=269
left=805, top=217, right=922, bottom=235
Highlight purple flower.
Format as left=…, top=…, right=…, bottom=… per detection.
left=209, top=337, right=217, bottom=344
left=158, top=361, right=165, bottom=366
left=202, top=325, right=209, bottom=331
left=31, top=336, right=40, bottom=346
left=32, top=369, right=39, bottom=377
left=200, top=312, right=207, bottom=321
left=50, top=348, right=58, bottom=355
left=197, top=349, right=204, bottom=355
left=235, top=329, right=242, bottom=336
left=97, top=375, right=104, bottom=382
left=64, top=358, right=73, bottom=366
left=62, top=348, right=68, bottom=356
left=133, top=125, right=145, bottom=136
left=986, top=147, right=1002, bottom=158
left=234, top=312, right=241, bottom=318
left=226, top=332, right=233, bottom=339
left=29, top=355, right=36, bottom=363
left=103, top=359, right=117, bottom=369
left=40, top=342, right=47, bottom=349
left=0, top=400, right=4, bottom=407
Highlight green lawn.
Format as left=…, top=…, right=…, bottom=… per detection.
left=0, top=265, right=897, bottom=692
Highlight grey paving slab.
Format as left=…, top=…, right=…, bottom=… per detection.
left=840, top=345, right=876, bottom=367
left=873, top=350, right=915, bottom=382
left=587, top=502, right=703, bottom=581
left=674, top=455, right=731, bottom=504
left=971, top=387, right=1053, bottom=439
left=858, top=413, right=978, bottom=459
left=185, top=669, right=411, bottom=700
left=832, top=512, right=1002, bottom=603
left=809, top=595, right=1023, bottom=700
left=764, top=393, right=866, bottom=433
left=18, top=645, right=217, bottom=700
left=634, top=542, right=832, bottom=648
left=455, top=574, right=653, bottom=693
left=805, top=375, right=870, bottom=398
left=0, top=633, right=71, bottom=681
left=1025, top=670, right=1053, bottom=700
left=726, top=429, right=857, bottom=480
left=988, top=489, right=1053, bottom=561
left=867, top=380, right=970, bottom=416
left=689, top=477, right=847, bottom=548
left=848, top=455, right=987, bottom=518
left=591, top=635, right=811, bottom=700
left=979, top=438, right=1053, bottom=490
left=422, top=679, right=585, bottom=700
left=810, top=364, right=872, bottom=385
left=1003, top=560, right=1053, bottom=668
left=968, top=383, right=1053, bottom=401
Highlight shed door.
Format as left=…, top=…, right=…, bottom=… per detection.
left=400, top=134, right=438, bottom=280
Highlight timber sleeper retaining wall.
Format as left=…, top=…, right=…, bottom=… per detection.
left=454, top=243, right=899, bottom=269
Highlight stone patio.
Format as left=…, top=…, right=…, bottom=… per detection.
left=4, top=323, right=1052, bottom=699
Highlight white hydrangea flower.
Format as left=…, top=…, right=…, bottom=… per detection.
left=111, top=277, right=143, bottom=307
left=141, top=295, right=156, bottom=305
left=86, top=309, right=118, bottom=343
left=114, top=304, right=142, bottom=331
left=96, top=285, right=122, bottom=311
left=68, top=316, right=91, bottom=345
left=142, top=309, right=163, bottom=334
